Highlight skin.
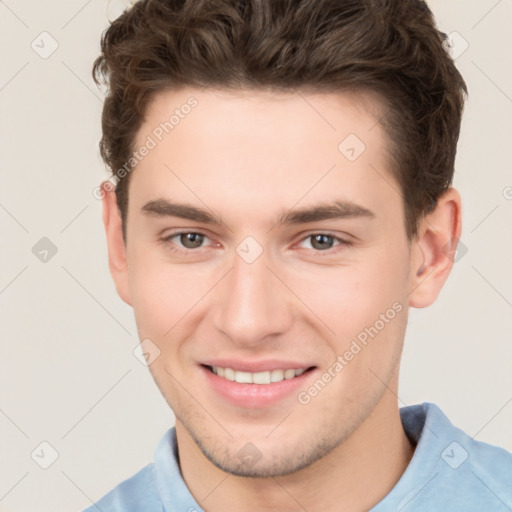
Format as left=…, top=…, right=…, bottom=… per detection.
left=102, top=86, right=462, bottom=511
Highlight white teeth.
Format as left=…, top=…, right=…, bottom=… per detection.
left=270, top=369, right=284, bottom=382
left=253, top=371, right=271, bottom=384
left=211, top=366, right=308, bottom=384
left=284, top=369, right=296, bottom=379
left=224, top=368, right=235, bottom=381
left=235, top=371, right=252, bottom=384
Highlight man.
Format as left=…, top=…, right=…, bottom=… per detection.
left=84, top=0, right=512, bottom=510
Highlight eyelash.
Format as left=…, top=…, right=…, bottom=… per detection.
left=160, top=231, right=352, bottom=256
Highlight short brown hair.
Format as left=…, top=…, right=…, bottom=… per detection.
left=92, top=0, right=467, bottom=240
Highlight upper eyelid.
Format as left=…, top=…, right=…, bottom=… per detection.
left=162, top=230, right=212, bottom=243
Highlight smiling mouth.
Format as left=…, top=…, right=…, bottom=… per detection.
left=203, top=365, right=316, bottom=385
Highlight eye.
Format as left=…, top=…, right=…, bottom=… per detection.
left=160, top=231, right=352, bottom=256
left=297, top=233, right=351, bottom=253
left=161, top=231, right=211, bottom=252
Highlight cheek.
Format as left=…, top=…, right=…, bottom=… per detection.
left=333, top=253, right=410, bottom=379
left=293, top=251, right=408, bottom=340
left=127, top=250, right=216, bottom=341
left=128, top=252, right=181, bottom=337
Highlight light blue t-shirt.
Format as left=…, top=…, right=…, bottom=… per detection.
left=81, top=403, right=512, bottom=511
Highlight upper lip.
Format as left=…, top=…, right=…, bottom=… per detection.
left=201, top=359, right=316, bottom=373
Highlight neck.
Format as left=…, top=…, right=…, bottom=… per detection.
left=176, top=386, right=415, bottom=512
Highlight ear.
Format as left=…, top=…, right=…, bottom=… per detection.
left=408, top=187, right=462, bottom=308
left=101, top=182, right=132, bottom=306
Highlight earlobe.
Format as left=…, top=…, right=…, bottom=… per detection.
left=408, top=187, right=462, bottom=308
left=101, top=182, right=132, bottom=306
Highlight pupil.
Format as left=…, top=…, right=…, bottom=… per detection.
left=312, top=234, right=332, bottom=250
left=182, top=233, right=203, bottom=248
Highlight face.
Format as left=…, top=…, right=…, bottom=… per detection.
left=117, top=87, right=418, bottom=477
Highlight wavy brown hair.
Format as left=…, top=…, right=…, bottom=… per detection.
left=92, top=0, right=467, bottom=240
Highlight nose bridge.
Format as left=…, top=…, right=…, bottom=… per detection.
left=213, top=246, right=290, bottom=346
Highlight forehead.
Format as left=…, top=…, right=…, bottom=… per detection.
left=129, top=86, right=399, bottom=228
left=140, top=86, right=387, bottom=151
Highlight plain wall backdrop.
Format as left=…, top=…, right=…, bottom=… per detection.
left=0, top=1, right=511, bottom=510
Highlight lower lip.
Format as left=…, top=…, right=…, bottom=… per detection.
left=201, top=365, right=315, bottom=409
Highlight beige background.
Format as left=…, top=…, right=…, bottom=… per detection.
left=0, top=0, right=511, bottom=510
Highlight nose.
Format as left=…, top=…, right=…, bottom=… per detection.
left=212, top=249, right=294, bottom=348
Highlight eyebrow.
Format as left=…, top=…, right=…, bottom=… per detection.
left=141, top=198, right=375, bottom=226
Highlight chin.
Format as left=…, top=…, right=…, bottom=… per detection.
left=187, top=419, right=351, bottom=478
